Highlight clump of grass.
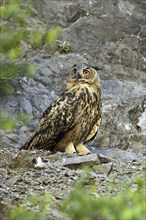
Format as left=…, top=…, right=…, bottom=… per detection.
left=56, top=40, right=71, bottom=53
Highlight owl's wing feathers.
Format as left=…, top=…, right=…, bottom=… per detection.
left=21, top=91, right=81, bottom=150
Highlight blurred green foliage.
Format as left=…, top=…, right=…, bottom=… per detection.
left=0, top=0, right=61, bottom=94
left=9, top=193, right=53, bottom=220
left=61, top=177, right=145, bottom=220
left=0, top=0, right=61, bottom=131
left=8, top=176, right=145, bottom=220
left=0, top=110, right=16, bottom=131
left=0, top=110, right=31, bottom=131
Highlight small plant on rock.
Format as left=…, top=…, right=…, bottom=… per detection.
left=56, top=40, right=71, bottom=53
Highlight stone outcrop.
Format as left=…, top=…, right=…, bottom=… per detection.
left=1, top=0, right=146, bottom=154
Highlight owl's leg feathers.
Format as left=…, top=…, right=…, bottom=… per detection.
left=76, top=143, right=90, bottom=155
left=65, top=142, right=76, bottom=154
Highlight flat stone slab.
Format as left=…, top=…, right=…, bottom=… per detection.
left=96, top=148, right=143, bottom=163
left=55, top=153, right=100, bottom=169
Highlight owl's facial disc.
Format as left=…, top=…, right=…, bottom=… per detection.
left=71, top=63, right=100, bottom=85
left=71, top=63, right=91, bottom=79
left=70, top=63, right=101, bottom=87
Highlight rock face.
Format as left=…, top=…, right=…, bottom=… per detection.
left=1, top=0, right=145, bottom=154
left=0, top=1, right=146, bottom=218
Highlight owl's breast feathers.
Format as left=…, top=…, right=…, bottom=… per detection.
left=20, top=79, right=101, bottom=151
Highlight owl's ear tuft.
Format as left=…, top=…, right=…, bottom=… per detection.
left=92, top=66, right=102, bottom=71
left=83, top=63, right=90, bottom=67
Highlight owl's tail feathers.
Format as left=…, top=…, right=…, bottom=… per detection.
left=19, top=132, right=55, bottom=151
left=19, top=131, right=47, bottom=150
left=19, top=134, right=37, bottom=150
left=19, top=140, right=32, bottom=150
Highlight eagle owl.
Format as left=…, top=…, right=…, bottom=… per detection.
left=20, top=63, right=102, bottom=154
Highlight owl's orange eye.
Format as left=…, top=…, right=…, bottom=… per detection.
left=83, top=69, right=90, bottom=75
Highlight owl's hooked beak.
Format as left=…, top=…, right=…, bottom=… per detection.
left=76, top=72, right=82, bottom=79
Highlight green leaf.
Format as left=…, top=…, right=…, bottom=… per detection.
left=32, top=31, right=42, bottom=45
left=8, top=47, right=23, bottom=60
left=45, top=26, right=61, bottom=44
left=0, top=110, right=16, bottom=131
left=0, top=81, right=14, bottom=94
left=24, top=63, right=37, bottom=76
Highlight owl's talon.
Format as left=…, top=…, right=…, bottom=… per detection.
left=65, top=143, right=76, bottom=154
left=76, top=143, right=90, bottom=155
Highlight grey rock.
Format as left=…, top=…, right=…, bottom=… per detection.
left=21, top=97, right=33, bottom=114
left=93, top=162, right=113, bottom=175
left=55, top=154, right=100, bottom=169
left=5, top=176, right=21, bottom=187
left=102, top=79, right=146, bottom=105
left=118, top=0, right=135, bottom=16
left=96, top=148, right=143, bottom=163
left=10, top=150, right=36, bottom=169
left=137, top=111, right=146, bottom=132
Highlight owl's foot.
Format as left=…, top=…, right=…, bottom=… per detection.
left=65, top=142, right=76, bottom=154
left=76, top=143, right=90, bottom=155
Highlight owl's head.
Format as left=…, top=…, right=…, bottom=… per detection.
left=70, top=63, right=101, bottom=87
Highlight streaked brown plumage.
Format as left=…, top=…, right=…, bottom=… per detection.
left=20, top=63, right=102, bottom=154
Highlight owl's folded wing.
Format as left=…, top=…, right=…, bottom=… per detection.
left=20, top=91, right=81, bottom=150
